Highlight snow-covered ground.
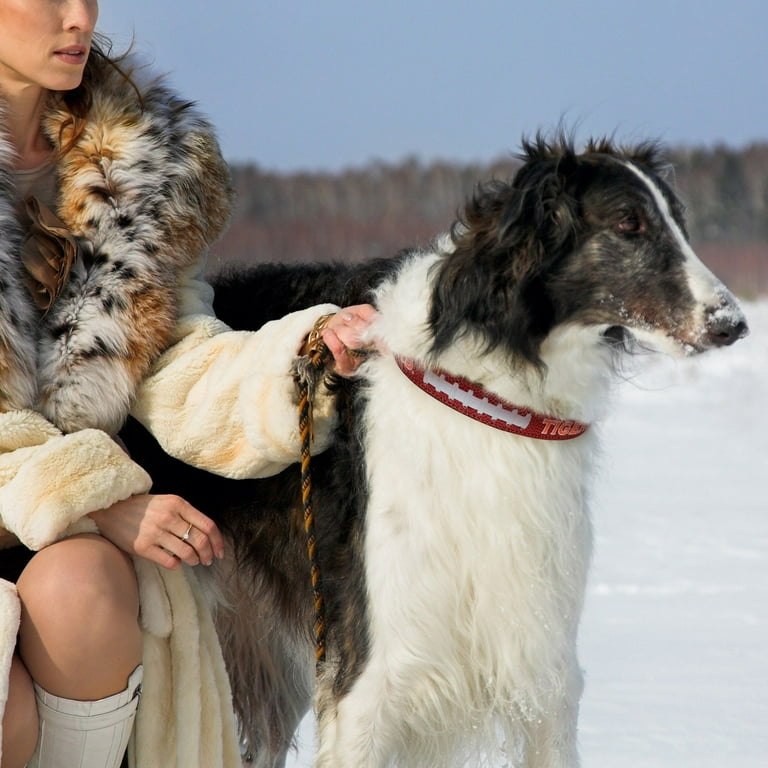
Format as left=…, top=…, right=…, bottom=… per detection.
left=287, top=300, right=767, bottom=768
left=579, top=299, right=767, bottom=768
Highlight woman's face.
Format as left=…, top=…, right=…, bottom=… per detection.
left=0, top=0, right=98, bottom=93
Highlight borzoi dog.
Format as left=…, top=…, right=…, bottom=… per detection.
left=120, top=135, right=748, bottom=768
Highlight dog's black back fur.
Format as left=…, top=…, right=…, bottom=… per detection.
left=211, top=258, right=399, bottom=330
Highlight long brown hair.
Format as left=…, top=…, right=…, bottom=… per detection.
left=53, top=32, right=141, bottom=155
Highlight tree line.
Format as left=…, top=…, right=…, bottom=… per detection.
left=208, top=142, right=768, bottom=298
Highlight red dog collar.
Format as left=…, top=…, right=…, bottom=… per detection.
left=395, top=356, right=589, bottom=440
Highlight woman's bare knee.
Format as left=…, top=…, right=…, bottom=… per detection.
left=17, top=533, right=139, bottom=627
left=16, top=534, right=143, bottom=699
left=1, top=655, right=38, bottom=768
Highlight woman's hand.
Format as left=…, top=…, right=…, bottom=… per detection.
left=89, top=494, right=225, bottom=570
left=321, top=304, right=380, bottom=377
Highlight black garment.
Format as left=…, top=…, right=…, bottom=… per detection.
left=0, top=545, right=35, bottom=583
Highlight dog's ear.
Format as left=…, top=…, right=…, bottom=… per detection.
left=429, top=141, right=580, bottom=365
left=447, top=137, right=582, bottom=291
left=499, top=148, right=581, bottom=275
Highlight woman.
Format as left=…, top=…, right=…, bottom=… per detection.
left=0, top=2, right=376, bottom=767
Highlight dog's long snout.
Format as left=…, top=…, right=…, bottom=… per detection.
left=705, top=305, right=749, bottom=347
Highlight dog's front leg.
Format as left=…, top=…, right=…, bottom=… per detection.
left=524, top=662, right=583, bottom=768
left=314, top=660, right=396, bottom=768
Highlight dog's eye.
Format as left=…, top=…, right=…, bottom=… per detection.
left=616, top=214, right=645, bottom=234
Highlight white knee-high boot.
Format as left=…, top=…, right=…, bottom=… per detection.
left=27, top=665, right=143, bottom=768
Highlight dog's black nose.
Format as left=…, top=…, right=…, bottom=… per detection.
left=707, top=313, right=749, bottom=347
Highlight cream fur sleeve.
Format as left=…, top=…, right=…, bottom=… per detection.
left=0, top=410, right=152, bottom=550
left=131, top=303, right=341, bottom=479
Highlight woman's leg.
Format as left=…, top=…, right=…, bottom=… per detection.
left=1, top=654, right=39, bottom=768
left=16, top=534, right=142, bottom=699
left=15, top=534, right=144, bottom=768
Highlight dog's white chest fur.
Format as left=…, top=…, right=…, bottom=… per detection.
left=362, top=355, right=594, bottom=720
left=329, top=254, right=609, bottom=763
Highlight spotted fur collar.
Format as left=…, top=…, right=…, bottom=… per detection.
left=0, top=61, right=234, bottom=433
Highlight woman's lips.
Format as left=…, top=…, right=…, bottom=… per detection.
left=54, top=47, right=88, bottom=65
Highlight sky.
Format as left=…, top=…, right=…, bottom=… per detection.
left=98, top=1, right=767, bottom=173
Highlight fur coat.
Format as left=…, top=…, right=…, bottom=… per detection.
left=0, top=59, right=339, bottom=766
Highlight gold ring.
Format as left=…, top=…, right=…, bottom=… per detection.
left=182, top=523, right=193, bottom=542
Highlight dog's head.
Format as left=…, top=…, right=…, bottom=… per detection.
left=430, top=134, right=748, bottom=364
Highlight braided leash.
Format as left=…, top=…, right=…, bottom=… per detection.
left=293, top=314, right=335, bottom=666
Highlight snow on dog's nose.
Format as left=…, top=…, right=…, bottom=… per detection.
left=704, top=297, right=749, bottom=348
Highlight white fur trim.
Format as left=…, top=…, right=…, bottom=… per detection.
left=0, top=427, right=151, bottom=550
left=0, top=579, right=21, bottom=766
left=134, top=557, right=173, bottom=638
left=0, top=409, right=61, bottom=452
left=130, top=565, right=241, bottom=768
